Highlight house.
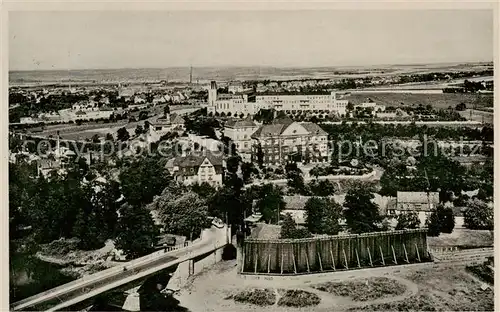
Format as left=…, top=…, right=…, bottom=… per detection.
left=390, top=191, right=440, bottom=226
left=165, top=151, right=224, bottom=187
left=228, top=81, right=244, bottom=94
left=251, top=116, right=329, bottom=166
left=37, top=158, right=62, bottom=178
left=223, top=116, right=258, bottom=160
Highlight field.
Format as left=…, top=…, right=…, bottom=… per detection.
left=427, top=229, right=493, bottom=249
left=24, top=105, right=197, bottom=141
left=176, top=259, right=493, bottom=312
left=345, top=92, right=493, bottom=109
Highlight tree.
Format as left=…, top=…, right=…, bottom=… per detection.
left=308, top=179, right=337, bottom=196
left=343, top=184, right=382, bottom=234
left=190, top=182, right=216, bottom=201
left=157, top=191, right=210, bottom=239
left=304, top=197, right=342, bottom=235
left=255, top=184, right=285, bottom=224
left=139, top=111, right=149, bottom=120
left=115, top=204, right=159, bottom=259
left=455, top=103, right=467, bottom=111
left=280, top=213, right=312, bottom=239
left=117, top=127, right=130, bottom=142
left=286, top=170, right=307, bottom=195
left=256, top=144, right=264, bottom=168
left=135, top=125, right=144, bottom=136
left=241, top=162, right=257, bottom=184
left=91, top=134, right=100, bottom=144
left=119, top=157, right=171, bottom=207
left=209, top=173, right=245, bottom=226
left=280, top=213, right=297, bottom=239
left=226, top=155, right=242, bottom=174
left=346, top=102, right=354, bottom=112
left=105, top=133, right=114, bottom=141
left=395, top=212, right=421, bottom=230
left=426, top=204, right=455, bottom=236
left=463, top=199, right=493, bottom=230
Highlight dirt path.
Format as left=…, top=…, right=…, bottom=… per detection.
left=176, top=260, right=424, bottom=312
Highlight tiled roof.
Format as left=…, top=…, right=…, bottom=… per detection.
left=397, top=191, right=439, bottom=204
left=171, top=151, right=223, bottom=169
left=170, top=113, right=185, bottom=125
left=301, top=122, right=328, bottom=136
left=225, top=116, right=257, bottom=128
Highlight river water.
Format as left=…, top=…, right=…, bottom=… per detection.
left=10, top=252, right=77, bottom=303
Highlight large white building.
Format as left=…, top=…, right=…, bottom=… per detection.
left=255, top=92, right=348, bottom=115
left=223, top=116, right=259, bottom=161
left=207, top=81, right=349, bottom=117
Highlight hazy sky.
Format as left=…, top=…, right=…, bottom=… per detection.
left=9, top=10, right=493, bottom=70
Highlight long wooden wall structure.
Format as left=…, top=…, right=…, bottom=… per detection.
left=242, top=229, right=429, bottom=274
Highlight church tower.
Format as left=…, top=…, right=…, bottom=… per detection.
left=208, top=81, right=218, bottom=106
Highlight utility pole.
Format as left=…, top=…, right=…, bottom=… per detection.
left=424, top=169, right=431, bottom=211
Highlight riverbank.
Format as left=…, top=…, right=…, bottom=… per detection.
left=35, top=238, right=120, bottom=278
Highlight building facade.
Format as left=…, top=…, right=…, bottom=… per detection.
left=251, top=117, right=329, bottom=166
left=255, top=92, right=348, bottom=115
left=207, top=81, right=348, bottom=117
left=165, top=151, right=224, bottom=187
left=223, top=116, right=258, bottom=160
left=389, top=191, right=440, bottom=226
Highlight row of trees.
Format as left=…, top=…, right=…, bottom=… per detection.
left=10, top=154, right=173, bottom=257
left=280, top=189, right=459, bottom=240
left=320, top=122, right=493, bottom=143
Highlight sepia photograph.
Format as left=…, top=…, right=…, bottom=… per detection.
left=6, top=3, right=496, bottom=311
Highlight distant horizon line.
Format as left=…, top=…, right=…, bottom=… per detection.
left=9, top=60, right=494, bottom=72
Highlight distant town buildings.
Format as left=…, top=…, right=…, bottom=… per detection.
left=251, top=116, right=329, bottom=166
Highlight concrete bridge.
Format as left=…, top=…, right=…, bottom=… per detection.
left=11, top=224, right=230, bottom=311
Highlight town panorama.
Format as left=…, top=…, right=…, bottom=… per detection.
left=8, top=9, right=494, bottom=312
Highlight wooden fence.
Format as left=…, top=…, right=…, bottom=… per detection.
left=242, top=229, right=429, bottom=274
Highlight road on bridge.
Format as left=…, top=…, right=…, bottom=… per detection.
left=12, top=225, right=227, bottom=311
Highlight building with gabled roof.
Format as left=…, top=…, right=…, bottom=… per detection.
left=223, top=115, right=258, bottom=160
left=251, top=116, right=328, bottom=166
left=165, top=150, right=224, bottom=187
left=387, top=191, right=441, bottom=227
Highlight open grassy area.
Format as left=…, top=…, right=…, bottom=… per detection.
left=345, top=92, right=493, bottom=109
left=312, top=277, right=406, bottom=302
left=427, top=229, right=493, bottom=248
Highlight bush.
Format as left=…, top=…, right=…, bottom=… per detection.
left=313, top=277, right=406, bottom=301
left=426, top=205, right=455, bottom=236
left=466, top=263, right=494, bottom=285
left=277, top=289, right=320, bottom=307
left=230, top=288, right=276, bottom=306
left=463, top=199, right=493, bottom=230
left=395, top=212, right=421, bottom=230
left=280, top=213, right=312, bottom=239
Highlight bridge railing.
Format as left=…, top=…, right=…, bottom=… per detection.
left=12, top=225, right=228, bottom=311
left=12, top=240, right=195, bottom=310
left=43, top=238, right=229, bottom=312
